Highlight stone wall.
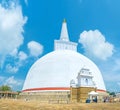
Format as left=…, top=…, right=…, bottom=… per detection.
left=20, top=91, right=70, bottom=104
left=20, top=87, right=108, bottom=103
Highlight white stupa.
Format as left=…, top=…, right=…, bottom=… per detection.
left=22, top=20, right=106, bottom=93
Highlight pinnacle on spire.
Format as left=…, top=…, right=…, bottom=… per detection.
left=60, top=19, right=69, bottom=41
left=63, top=18, right=66, bottom=23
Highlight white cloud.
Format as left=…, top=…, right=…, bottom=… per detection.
left=98, top=56, right=120, bottom=84
left=10, top=48, right=18, bottom=57
left=103, top=72, right=120, bottom=82
left=0, top=76, right=5, bottom=82
left=27, top=41, right=43, bottom=57
left=79, top=30, right=114, bottom=60
left=4, top=76, right=22, bottom=88
left=5, top=51, right=27, bottom=74
left=6, top=64, right=18, bottom=73
left=0, top=1, right=27, bottom=67
left=113, top=59, right=120, bottom=72
left=117, top=82, right=120, bottom=86
left=18, top=51, right=27, bottom=61
left=0, top=75, right=23, bottom=90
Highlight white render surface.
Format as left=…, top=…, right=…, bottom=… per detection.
left=23, top=50, right=106, bottom=91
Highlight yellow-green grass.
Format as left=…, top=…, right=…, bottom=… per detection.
left=0, top=99, right=120, bottom=110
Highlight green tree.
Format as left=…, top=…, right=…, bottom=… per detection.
left=109, top=92, right=116, bottom=97
left=0, top=85, right=12, bottom=91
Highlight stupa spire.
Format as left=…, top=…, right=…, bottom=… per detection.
left=54, top=19, right=77, bottom=51
left=60, top=19, right=69, bottom=41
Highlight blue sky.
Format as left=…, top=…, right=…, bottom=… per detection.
left=0, top=0, right=120, bottom=92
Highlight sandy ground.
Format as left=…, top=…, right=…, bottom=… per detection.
left=0, top=99, right=120, bottom=110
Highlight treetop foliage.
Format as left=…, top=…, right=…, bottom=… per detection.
left=0, top=85, right=12, bottom=91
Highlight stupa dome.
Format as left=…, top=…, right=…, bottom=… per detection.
left=23, top=50, right=106, bottom=92
left=22, top=20, right=106, bottom=92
